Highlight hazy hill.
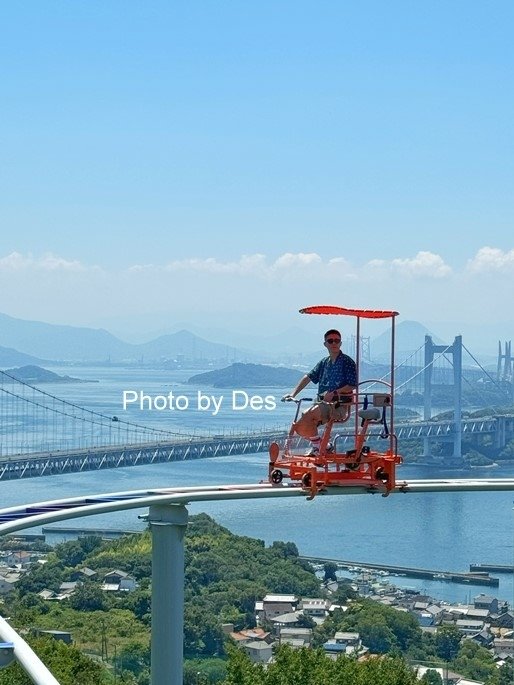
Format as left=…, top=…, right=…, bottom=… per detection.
left=0, top=344, right=45, bottom=367
left=136, top=329, right=250, bottom=362
left=371, top=320, right=446, bottom=361
left=4, top=365, right=92, bottom=383
left=0, top=312, right=130, bottom=361
left=188, top=363, right=303, bottom=388
left=0, top=313, right=254, bottom=363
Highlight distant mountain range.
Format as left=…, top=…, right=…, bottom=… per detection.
left=0, top=311, right=489, bottom=367
left=0, top=312, right=254, bottom=365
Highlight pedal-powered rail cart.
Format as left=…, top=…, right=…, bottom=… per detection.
left=268, top=306, right=403, bottom=499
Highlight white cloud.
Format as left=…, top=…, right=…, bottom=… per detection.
left=0, top=249, right=458, bottom=283
left=0, top=251, right=92, bottom=272
left=0, top=247, right=511, bottom=331
left=466, top=247, right=514, bottom=273
left=271, top=252, right=322, bottom=270
left=162, top=254, right=267, bottom=275
left=135, top=251, right=451, bottom=282
left=388, top=251, right=452, bottom=278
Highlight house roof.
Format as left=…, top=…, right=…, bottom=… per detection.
left=38, top=590, right=55, bottom=599
left=426, top=605, right=443, bottom=615
left=281, top=638, right=307, bottom=647
left=0, top=573, right=21, bottom=584
left=323, top=641, right=346, bottom=652
left=474, top=594, right=496, bottom=603
left=467, top=609, right=490, bottom=618
left=101, top=583, right=121, bottom=592
left=334, top=631, right=359, bottom=640
left=230, top=628, right=270, bottom=642
left=78, top=567, right=97, bottom=576
left=301, top=598, right=327, bottom=607
left=244, top=641, right=272, bottom=651
left=263, top=594, right=297, bottom=603
left=59, top=582, right=78, bottom=590
left=272, top=612, right=300, bottom=624
left=104, top=570, right=129, bottom=578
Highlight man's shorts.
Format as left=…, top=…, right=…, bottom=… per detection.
left=318, top=401, right=350, bottom=424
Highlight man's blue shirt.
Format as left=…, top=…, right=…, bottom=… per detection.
left=308, top=352, right=357, bottom=396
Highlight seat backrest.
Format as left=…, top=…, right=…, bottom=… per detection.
left=358, top=408, right=381, bottom=421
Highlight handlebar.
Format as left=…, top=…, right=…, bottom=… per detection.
left=281, top=396, right=313, bottom=404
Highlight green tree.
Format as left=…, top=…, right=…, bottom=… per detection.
left=434, top=626, right=461, bottom=662
left=496, top=662, right=514, bottom=685
left=54, top=540, right=87, bottom=568
left=0, top=636, right=106, bottom=685
left=221, top=644, right=418, bottom=685
left=68, top=582, right=108, bottom=611
left=453, top=639, right=497, bottom=683
left=317, top=599, right=422, bottom=654
left=323, top=562, right=338, bottom=582
left=435, top=625, right=461, bottom=684
left=420, top=669, right=443, bottom=685
left=15, top=560, right=64, bottom=596
left=116, top=641, right=150, bottom=676
left=222, top=644, right=264, bottom=685
left=270, top=541, right=299, bottom=559
left=359, top=618, right=397, bottom=653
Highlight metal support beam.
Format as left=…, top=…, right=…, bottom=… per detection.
left=149, top=504, right=188, bottom=685
left=0, top=616, right=60, bottom=685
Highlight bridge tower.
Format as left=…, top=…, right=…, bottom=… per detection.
left=497, top=341, right=514, bottom=400
left=349, top=334, right=370, bottom=362
left=497, top=340, right=512, bottom=381
left=423, top=335, right=462, bottom=464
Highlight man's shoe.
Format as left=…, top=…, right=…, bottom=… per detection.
left=326, top=442, right=334, bottom=453
left=305, top=446, right=319, bottom=457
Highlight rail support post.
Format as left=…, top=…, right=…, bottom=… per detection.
left=149, top=504, right=188, bottom=685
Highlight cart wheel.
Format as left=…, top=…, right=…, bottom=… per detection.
left=302, top=472, right=312, bottom=487
left=270, top=469, right=283, bottom=484
left=375, top=467, right=389, bottom=482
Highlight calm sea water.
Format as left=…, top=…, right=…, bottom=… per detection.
left=1, top=366, right=513, bottom=606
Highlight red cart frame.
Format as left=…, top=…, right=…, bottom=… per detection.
left=268, top=306, right=403, bottom=499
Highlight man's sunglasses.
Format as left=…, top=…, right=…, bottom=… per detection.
left=325, top=338, right=341, bottom=344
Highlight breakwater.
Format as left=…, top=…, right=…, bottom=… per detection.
left=469, top=563, right=513, bottom=574
left=42, top=526, right=141, bottom=538
left=301, top=556, right=500, bottom=587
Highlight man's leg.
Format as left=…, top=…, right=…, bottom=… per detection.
left=293, top=405, right=323, bottom=440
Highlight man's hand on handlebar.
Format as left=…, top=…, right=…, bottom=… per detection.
left=281, top=395, right=313, bottom=403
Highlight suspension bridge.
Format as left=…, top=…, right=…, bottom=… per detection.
left=0, top=335, right=513, bottom=479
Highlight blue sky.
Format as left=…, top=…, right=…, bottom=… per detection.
left=0, top=1, right=513, bottom=349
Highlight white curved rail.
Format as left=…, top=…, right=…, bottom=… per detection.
left=2, top=478, right=514, bottom=536
left=0, top=617, right=60, bottom=684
